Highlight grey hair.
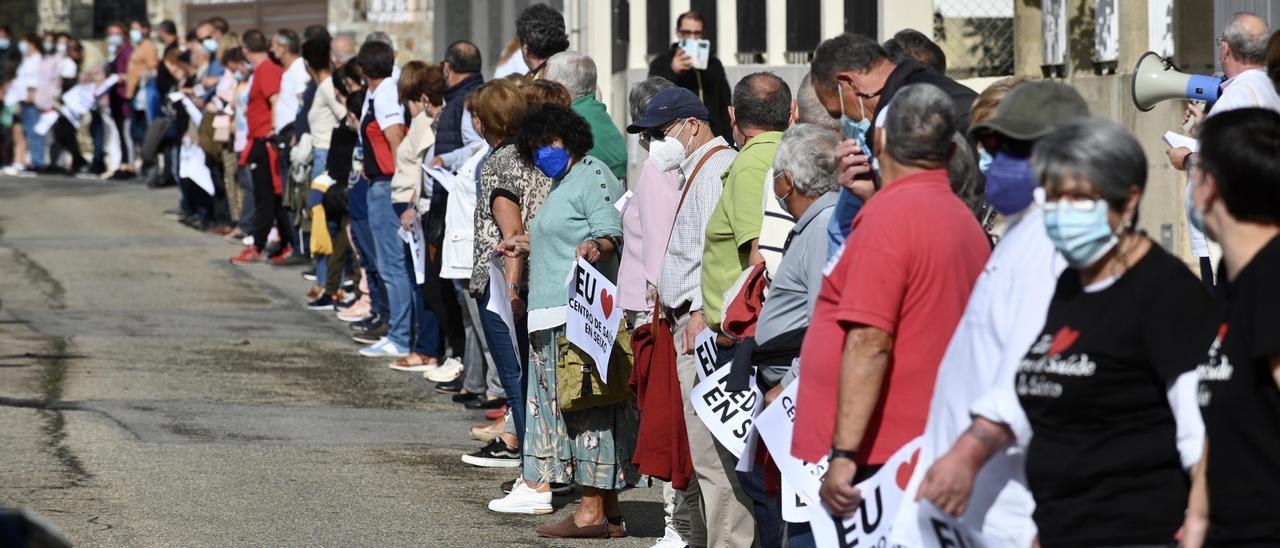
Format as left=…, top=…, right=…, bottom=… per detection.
left=773, top=123, right=840, bottom=197
left=948, top=133, right=982, bottom=212
left=1223, top=12, right=1270, bottom=64
left=883, top=84, right=957, bottom=168
left=544, top=51, right=597, bottom=99
left=797, top=72, right=840, bottom=132
left=629, top=76, right=676, bottom=123
left=365, top=31, right=394, bottom=49
left=1033, top=117, right=1147, bottom=208
left=810, top=33, right=889, bottom=91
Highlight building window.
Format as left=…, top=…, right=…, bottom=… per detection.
left=845, top=0, right=876, bottom=38
left=647, top=0, right=670, bottom=57
left=737, top=0, right=766, bottom=64
left=786, top=0, right=820, bottom=63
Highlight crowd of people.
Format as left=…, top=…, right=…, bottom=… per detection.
left=5, top=5, right=1280, bottom=546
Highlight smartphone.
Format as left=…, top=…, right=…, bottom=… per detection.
left=679, top=38, right=711, bottom=70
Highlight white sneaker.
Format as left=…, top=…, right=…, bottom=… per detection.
left=487, top=479, right=552, bottom=514
left=358, top=338, right=410, bottom=358
left=423, top=356, right=464, bottom=382
left=241, top=234, right=254, bottom=247
left=1, top=165, right=25, bottom=176
left=650, top=526, right=688, bottom=548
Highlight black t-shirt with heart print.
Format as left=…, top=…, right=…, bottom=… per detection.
left=1016, top=242, right=1217, bottom=547
left=1199, top=235, right=1280, bottom=545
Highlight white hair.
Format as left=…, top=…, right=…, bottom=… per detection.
left=544, top=51, right=597, bottom=99
left=773, top=124, right=840, bottom=197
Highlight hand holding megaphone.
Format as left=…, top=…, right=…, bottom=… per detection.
left=1183, top=103, right=1206, bottom=131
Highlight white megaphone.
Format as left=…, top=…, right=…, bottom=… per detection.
left=1132, top=51, right=1222, bottom=111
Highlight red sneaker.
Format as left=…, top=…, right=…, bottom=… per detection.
left=484, top=405, right=509, bottom=421
left=229, top=247, right=263, bottom=265
left=269, top=245, right=295, bottom=265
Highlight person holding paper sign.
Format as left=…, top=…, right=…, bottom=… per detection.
left=799, top=86, right=990, bottom=519
left=486, top=103, right=636, bottom=539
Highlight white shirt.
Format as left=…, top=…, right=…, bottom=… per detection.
left=493, top=51, right=528, bottom=79
left=307, top=75, right=346, bottom=150
left=274, top=57, right=309, bottom=134
left=359, top=77, right=403, bottom=137
left=5, top=54, right=42, bottom=106
left=891, top=207, right=1063, bottom=548
left=57, top=56, right=77, bottom=80
left=440, top=142, right=490, bottom=279
left=1187, top=68, right=1280, bottom=257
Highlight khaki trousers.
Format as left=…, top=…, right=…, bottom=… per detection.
left=671, top=310, right=756, bottom=548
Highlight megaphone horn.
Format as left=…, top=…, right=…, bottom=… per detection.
left=1131, top=51, right=1222, bottom=111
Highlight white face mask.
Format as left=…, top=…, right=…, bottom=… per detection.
left=648, top=120, right=690, bottom=173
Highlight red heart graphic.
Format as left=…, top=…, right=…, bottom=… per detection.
left=896, top=448, right=920, bottom=490
left=599, top=288, right=614, bottom=320
left=1046, top=326, right=1080, bottom=356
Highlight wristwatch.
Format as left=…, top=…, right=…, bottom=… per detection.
left=829, top=447, right=858, bottom=462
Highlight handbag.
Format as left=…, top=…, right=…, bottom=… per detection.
left=556, top=328, right=634, bottom=413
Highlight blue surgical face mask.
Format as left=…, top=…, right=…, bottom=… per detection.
left=534, top=146, right=571, bottom=179
left=0, top=39, right=10, bottom=50
left=1043, top=198, right=1120, bottom=268
left=203, top=38, right=219, bottom=54
left=233, top=70, right=246, bottom=82
left=107, top=34, right=123, bottom=47
left=17, top=41, right=28, bottom=55
left=129, top=29, right=143, bottom=44
left=977, top=147, right=994, bottom=174
left=838, top=83, right=872, bottom=151
left=984, top=150, right=1037, bottom=216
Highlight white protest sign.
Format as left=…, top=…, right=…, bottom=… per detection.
left=690, top=362, right=761, bottom=458
left=485, top=254, right=522, bottom=359
left=566, top=257, right=622, bottom=380
left=398, top=217, right=426, bottom=284
left=178, top=142, right=215, bottom=196
left=33, top=111, right=58, bottom=136
left=614, top=189, right=634, bottom=213
left=917, top=501, right=996, bottom=548
left=809, top=436, right=923, bottom=548
left=693, top=328, right=718, bottom=382
left=755, top=379, right=828, bottom=521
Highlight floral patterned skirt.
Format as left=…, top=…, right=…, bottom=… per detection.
left=522, top=326, right=640, bottom=490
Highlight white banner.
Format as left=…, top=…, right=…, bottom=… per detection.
left=566, top=257, right=622, bottom=380
left=178, top=142, right=215, bottom=196
left=690, top=361, right=761, bottom=458
left=755, top=380, right=827, bottom=522
left=398, top=218, right=425, bottom=284
left=917, top=501, right=995, bottom=548
left=693, top=328, right=718, bottom=382
left=809, top=436, right=923, bottom=548
left=486, top=254, right=521, bottom=360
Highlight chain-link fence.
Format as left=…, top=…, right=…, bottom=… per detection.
left=932, top=0, right=1015, bottom=78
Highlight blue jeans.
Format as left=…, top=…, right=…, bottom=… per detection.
left=476, top=287, right=529, bottom=445
left=368, top=180, right=440, bottom=354
left=314, top=221, right=341, bottom=289
left=311, top=148, right=328, bottom=181
left=736, top=464, right=783, bottom=548
left=349, top=215, right=389, bottom=318
left=786, top=522, right=816, bottom=548
left=20, top=104, right=46, bottom=168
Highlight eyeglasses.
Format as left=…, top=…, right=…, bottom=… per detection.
left=676, top=29, right=704, bottom=39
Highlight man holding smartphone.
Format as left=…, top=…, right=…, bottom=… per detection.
left=648, top=10, right=733, bottom=142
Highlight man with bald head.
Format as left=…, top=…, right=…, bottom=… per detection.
left=330, top=35, right=355, bottom=70
left=1167, top=11, right=1280, bottom=286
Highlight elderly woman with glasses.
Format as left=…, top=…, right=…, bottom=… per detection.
left=955, top=118, right=1217, bottom=547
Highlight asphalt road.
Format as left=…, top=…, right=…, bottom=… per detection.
left=0, top=174, right=664, bottom=547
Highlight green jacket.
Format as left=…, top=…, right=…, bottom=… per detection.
left=571, top=95, right=628, bottom=180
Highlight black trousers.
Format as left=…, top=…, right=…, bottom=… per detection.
left=249, top=139, right=292, bottom=252
left=49, top=116, right=86, bottom=172
left=423, top=247, right=464, bottom=357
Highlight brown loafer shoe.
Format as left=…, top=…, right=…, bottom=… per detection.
left=536, top=515, right=611, bottom=539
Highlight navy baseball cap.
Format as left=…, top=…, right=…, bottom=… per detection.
left=626, top=87, right=711, bottom=134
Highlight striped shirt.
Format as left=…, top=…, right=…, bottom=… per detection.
left=759, top=167, right=797, bottom=278
left=658, top=137, right=737, bottom=311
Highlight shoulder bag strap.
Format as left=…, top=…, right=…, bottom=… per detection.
left=651, top=144, right=730, bottom=323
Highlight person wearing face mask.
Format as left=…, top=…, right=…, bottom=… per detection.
left=6, top=35, right=48, bottom=173
left=1183, top=108, right=1280, bottom=547
left=101, top=22, right=136, bottom=179
left=490, top=102, right=632, bottom=539
left=809, top=32, right=977, bottom=260
left=942, top=118, right=1215, bottom=547
left=891, top=80, right=1084, bottom=547
left=804, top=85, right=990, bottom=521
left=626, top=86, right=745, bottom=548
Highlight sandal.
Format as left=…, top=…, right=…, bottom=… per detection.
left=388, top=353, right=438, bottom=372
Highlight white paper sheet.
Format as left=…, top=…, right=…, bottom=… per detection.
left=178, top=142, right=215, bottom=195
left=565, top=257, right=623, bottom=380
left=486, top=254, right=522, bottom=360
left=398, top=217, right=426, bottom=284
left=690, top=363, right=762, bottom=458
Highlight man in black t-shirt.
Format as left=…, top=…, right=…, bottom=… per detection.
left=1186, top=108, right=1280, bottom=545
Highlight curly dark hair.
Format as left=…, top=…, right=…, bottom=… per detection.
left=516, top=3, right=569, bottom=60
left=516, top=103, right=594, bottom=166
